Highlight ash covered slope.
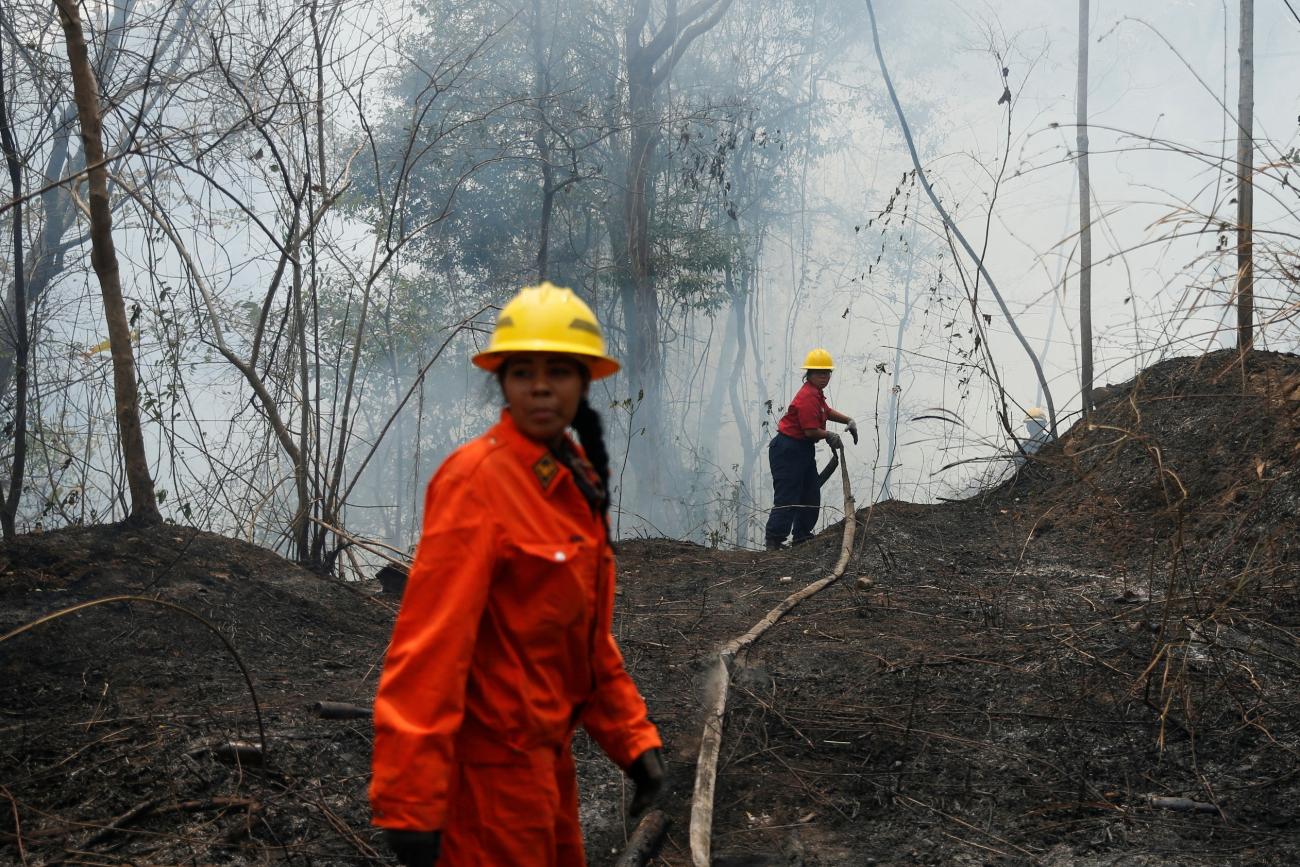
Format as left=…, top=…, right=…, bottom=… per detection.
left=0, top=525, right=396, bottom=865
left=600, top=349, right=1300, bottom=865
left=1003, top=348, right=1299, bottom=573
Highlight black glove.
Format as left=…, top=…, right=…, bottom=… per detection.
left=824, top=431, right=843, bottom=450
left=846, top=419, right=859, bottom=445
left=626, top=747, right=665, bottom=816
left=385, top=829, right=441, bottom=867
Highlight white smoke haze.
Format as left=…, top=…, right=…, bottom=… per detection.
left=0, top=0, right=1295, bottom=559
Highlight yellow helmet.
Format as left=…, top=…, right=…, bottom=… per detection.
left=472, top=282, right=620, bottom=380
left=802, top=348, right=834, bottom=370
left=1024, top=407, right=1047, bottom=422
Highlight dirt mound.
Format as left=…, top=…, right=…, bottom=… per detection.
left=2, top=350, right=1298, bottom=866
left=1001, top=348, right=1300, bottom=573
left=0, top=524, right=395, bottom=865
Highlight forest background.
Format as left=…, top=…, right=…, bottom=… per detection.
left=0, top=0, right=1296, bottom=567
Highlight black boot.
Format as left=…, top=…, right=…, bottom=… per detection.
left=764, top=538, right=787, bottom=552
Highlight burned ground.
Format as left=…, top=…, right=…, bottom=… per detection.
left=2, top=348, right=1298, bottom=865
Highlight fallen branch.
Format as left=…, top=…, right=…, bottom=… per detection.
left=76, top=797, right=166, bottom=851
left=1148, top=795, right=1223, bottom=816
left=313, top=700, right=372, bottom=720
left=315, top=796, right=383, bottom=861
left=77, top=797, right=258, bottom=852
left=308, top=515, right=411, bottom=573
left=613, top=809, right=669, bottom=867
left=0, top=785, right=25, bottom=866
left=689, top=445, right=859, bottom=866
left=15, top=798, right=258, bottom=850
left=204, top=741, right=265, bottom=768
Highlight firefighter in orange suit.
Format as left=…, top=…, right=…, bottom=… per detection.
left=370, top=283, right=664, bottom=867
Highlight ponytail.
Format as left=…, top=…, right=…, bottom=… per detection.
left=571, top=396, right=612, bottom=532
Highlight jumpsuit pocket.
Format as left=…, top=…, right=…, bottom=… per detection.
left=509, top=541, right=587, bottom=630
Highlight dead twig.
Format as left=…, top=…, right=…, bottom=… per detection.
left=895, top=793, right=1037, bottom=859
left=315, top=797, right=383, bottom=861
left=307, top=515, right=410, bottom=569
left=0, top=785, right=27, bottom=866
left=77, top=796, right=166, bottom=850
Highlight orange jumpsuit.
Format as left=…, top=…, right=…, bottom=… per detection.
left=370, top=410, right=661, bottom=866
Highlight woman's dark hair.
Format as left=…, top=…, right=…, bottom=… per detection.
left=571, top=396, right=611, bottom=528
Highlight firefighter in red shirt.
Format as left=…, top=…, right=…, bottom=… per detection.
left=764, top=348, right=858, bottom=551
left=370, top=283, right=664, bottom=866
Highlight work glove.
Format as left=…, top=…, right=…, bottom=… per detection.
left=385, top=829, right=441, bottom=867
left=846, top=419, right=859, bottom=445
left=626, top=747, right=665, bottom=816
left=824, top=431, right=843, bottom=450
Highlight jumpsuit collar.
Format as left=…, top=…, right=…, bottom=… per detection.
left=490, top=409, right=575, bottom=499
left=491, top=410, right=607, bottom=521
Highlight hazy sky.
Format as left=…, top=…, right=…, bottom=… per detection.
left=14, top=0, right=1297, bottom=544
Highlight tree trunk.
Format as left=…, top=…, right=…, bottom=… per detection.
left=618, top=62, right=670, bottom=516
left=56, top=0, right=161, bottom=526
left=292, top=260, right=312, bottom=563
left=0, top=119, right=75, bottom=402
left=700, top=273, right=737, bottom=445
left=530, top=0, right=555, bottom=281
left=724, top=297, right=756, bottom=506
left=0, top=38, right=29, bottom=540
left=1235, top=0, right=1254, bottom=350
left=536, top=174, right=556, bottom=281
left=881, top=219, right=919, bottom=501
left=622, top=63, right=661, bottom=407
left=617, top=0, right=739, bottom=406
left=1077, top=0, right=1095, bottom=412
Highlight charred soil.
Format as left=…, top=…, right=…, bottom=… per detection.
left=3, top=349, right=1299, bottom=865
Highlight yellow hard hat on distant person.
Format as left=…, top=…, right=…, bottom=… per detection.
left=802, top=348, right=834, bottom=370
left=1024, top=407, right=1047, bottom=422
left=472, top=282, right=620, bottom=380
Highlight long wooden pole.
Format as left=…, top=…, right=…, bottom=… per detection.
left=1077, top=0, right=1095, bottom=412
left=1235, top=0, right=1254, bottom=350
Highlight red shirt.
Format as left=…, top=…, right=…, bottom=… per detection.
left=777, top=381, right=829, bottom=439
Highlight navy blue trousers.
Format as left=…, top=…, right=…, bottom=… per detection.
left=765, top=433, right=819, bottom=545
